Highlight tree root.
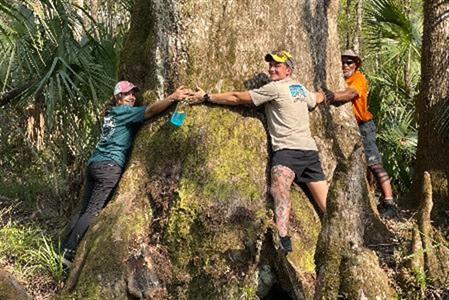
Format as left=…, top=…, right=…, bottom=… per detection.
left=314, top=145, right=395, bottom=299
left=416, top=172, right=449, bottom=288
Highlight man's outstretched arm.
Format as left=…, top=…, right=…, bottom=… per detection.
left=192, top=88, right=254, bottom=106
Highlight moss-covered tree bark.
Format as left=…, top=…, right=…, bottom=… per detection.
left=314, top=146, right=394, bottom=299
left=62, top=0, right=395, bottom=298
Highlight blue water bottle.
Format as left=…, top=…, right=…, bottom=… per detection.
left=170, top=101, right=187, bottom=126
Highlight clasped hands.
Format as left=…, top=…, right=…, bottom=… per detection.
left=171, top=85, right=208, bottom=105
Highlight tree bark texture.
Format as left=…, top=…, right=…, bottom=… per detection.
left=351, top=0, right=362, bottom=53
left=62, top=0, right=394, bottom=298
left=416, top=172, right=449, bottom=288
left=314, top=146, right=394, bottom=299
left=411, top=0, right=449, bottom=213
left=0, top=270, right=30, bottom=300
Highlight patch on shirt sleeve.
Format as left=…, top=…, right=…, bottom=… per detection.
left=289, top=84, right=306, bottom=97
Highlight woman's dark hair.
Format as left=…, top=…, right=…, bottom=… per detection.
left=100, top=90, right=142, bottom=118
left=101, top=95, right=119, bottom=117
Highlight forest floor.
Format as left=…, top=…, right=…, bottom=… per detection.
left=0, top=199, right=64, bottom=300
left=1, top=197, right=448, bottom=299
left=369, top=198, right=449, bottom=300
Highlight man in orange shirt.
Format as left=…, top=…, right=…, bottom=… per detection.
left=324, top=50, right=396, bottom=216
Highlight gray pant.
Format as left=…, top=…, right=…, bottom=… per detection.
left=359, top=120, right=383, bottom=166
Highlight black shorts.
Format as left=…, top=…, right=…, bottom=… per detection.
left=359, top=120, right=383, bottom=166
left=271, top=149, right=325, bottom=183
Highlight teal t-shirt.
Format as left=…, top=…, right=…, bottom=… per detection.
left=88, top=105, right=145, bottom=167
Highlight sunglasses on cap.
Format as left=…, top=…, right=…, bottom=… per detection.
left=342, top=60, right=355, bottom=66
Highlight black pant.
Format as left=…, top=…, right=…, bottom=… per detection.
left=61, top=160, right=122, bottom=257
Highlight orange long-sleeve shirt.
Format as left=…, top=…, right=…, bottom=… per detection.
left=345, top=70, right=373, bottom=123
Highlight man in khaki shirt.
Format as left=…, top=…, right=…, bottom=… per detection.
left=191, top=50, right=327, bottom=252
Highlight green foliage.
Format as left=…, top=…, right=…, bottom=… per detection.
left=0, top=2, right=132, bottom=295
left=411, top=266, right=427, bottom=291
left=0, top=0, right=114, bottom=111
left=0, top=0, right=132, bottom=210
left=28, top=236, right=66, bottom=281
left=364, top=0, right=422, bottom=63
left=337, top=0, right=358, bottom=50
left=0, top=0, right=113, bottom=163
left=0, top=207, right=65, bottom=282
left=377, top=106, right=417, bottom=191
left=0, top=108, right=85, bottom=209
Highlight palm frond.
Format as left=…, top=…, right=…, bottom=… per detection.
left=377, top=105, right=417, bottom=190
left=0, top=0, right=115, bottom=111
left=364, top=0, right=422, bottom=74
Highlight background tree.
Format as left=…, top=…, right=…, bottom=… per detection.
left=412, top=0, right=449, bottom=218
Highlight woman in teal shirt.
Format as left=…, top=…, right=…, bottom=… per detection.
left=61, top=81, right=192, bottom=267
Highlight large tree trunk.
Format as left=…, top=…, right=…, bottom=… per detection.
left=411, top=0, right=449, bottom=214
left=61, top=0, right=394, bottom=298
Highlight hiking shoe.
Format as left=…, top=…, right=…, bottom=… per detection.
left=377, top=199, right=398, bottom=218
left=280, top=236, right=293, bottom=253
left=61, top=248, right=75, bottom=269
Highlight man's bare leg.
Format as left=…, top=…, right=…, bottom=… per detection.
left=369, top=163, right=397, bottom=217
left=369, top=164, right=393, bottom=199
left=270, top=165, right=295, bottom=237
left=306, top=180, right=328, bottom=212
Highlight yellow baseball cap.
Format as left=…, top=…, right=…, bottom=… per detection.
left=264, top=50, right=295, bottom=69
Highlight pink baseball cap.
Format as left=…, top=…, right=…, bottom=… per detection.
left=113, top=81, right=139, bottom=96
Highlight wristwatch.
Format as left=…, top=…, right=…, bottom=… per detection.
left=203, top=93, right=211, bottom=103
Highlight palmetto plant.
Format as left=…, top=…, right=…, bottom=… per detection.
left=0, top=0, right=115, bottom=111
left=362, top=0, right=422, bottom=192
left=377, top=106, right=417, bottom=191
left=364, top=0, right=422, bottom=63
left=0, top=0, right=116, bottom=166
left=0, top=0, right=131, bottom=208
